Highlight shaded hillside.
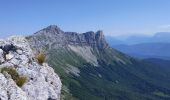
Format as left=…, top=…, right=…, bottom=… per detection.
left=113, top=43, right=170, bottom=60
left=143, top=58, right=170, bottom=71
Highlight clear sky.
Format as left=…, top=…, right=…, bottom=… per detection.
left=1, top=0, right=170, bottom=37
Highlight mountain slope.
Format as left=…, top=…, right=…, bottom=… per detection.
left=113, top=43, right=170, bottom=60
left=27, top=25, right=170, bottom=100
left=143, top=58, right=170, bottom=72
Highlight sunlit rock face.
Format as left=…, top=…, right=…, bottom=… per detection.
left=0, top=36, right=62, bottom=100
left=27, top=25, right=108, bottom=49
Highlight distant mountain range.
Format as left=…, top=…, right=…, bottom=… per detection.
left=107, top=32, right=170, bottom=45
left=113, top=43, right=170, bottom=60
left=107, top=32, right=170, bottom=60
left=105, top=36, right=125, bottom=45
left=25, top=25, right=170, bottom=100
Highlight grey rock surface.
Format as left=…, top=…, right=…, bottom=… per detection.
left=0, top=36, right=62, bottom=100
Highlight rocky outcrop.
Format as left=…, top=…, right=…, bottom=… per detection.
left=0, top=36, right=61, bottom=100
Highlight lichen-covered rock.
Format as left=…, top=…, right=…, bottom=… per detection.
left=0, top=36, right=62, bottom=100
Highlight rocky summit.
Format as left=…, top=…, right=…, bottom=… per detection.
left=27, top=25, right=108, bottom=51
left=0, top=36, right=61, bottom=100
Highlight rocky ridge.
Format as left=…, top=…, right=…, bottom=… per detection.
left=27, top=25, right=118, bottom=66
left=27, top=25, right=108, bottom=51
left=0, top=36, right=61, bottom=100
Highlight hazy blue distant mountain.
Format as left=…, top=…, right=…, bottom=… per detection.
left=113, top=43, right=170, bottom=60
left=107, top=32, right=170, bottom=59
left=105, top=36, right=124, bottom=46
left=128, top=32, right=170, bottom=44
left=124, top=35, right=152, bottom=44
left=153, top=32, right=170, bottom=43
left=106, top=32, right=170, bottom=45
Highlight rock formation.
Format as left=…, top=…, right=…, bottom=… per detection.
left=0, top=36, right=61, bottom=100
left=27, top=25, right=108, bottom=51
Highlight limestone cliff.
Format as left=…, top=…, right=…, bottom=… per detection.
left=27, top=25, right=108, bottom=51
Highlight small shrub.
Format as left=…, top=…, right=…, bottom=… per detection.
left=36, top=52, right=46, bottom=65
left=16, top=76, right=27, bottom=87
left=1, top=67, right=27, bottom=87
left=1, top=67, right=19, bottom=79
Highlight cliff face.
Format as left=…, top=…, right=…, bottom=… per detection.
left=28, top=25, right=108, bottom=51
left=0, top=36, right=61, bottom=100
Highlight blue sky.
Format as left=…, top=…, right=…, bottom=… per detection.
left=1, top=0, right=170, bottom=37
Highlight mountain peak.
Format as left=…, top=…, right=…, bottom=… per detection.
left=96, top=30, right=104, bottom=39
left=45, top=25, right=60, bottom=30
left=95, top=30, right=108, bottom=49
left=35, top=25, right=64, bottom=35
left=96, top=30, right=104, bottom=35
